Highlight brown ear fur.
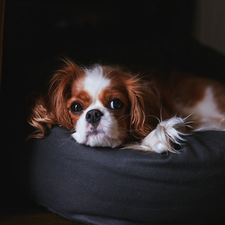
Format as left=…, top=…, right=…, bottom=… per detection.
left=28, top=59, right=83, bottom=138
left=126, top=77, right=161, bottom=141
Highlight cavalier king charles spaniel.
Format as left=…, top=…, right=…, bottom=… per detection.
left=28, top=59, right=225, bottom=153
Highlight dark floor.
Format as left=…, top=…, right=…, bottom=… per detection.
left=1, top=207, right=84, bottom=225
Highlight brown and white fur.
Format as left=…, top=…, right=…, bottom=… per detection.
left=28, top=59, right=225, bottom=153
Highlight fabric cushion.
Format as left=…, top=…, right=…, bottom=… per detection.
left=20, top=126, right=225, bottom=225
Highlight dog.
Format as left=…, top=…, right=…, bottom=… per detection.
left=28, top=59, right=225, bottom=153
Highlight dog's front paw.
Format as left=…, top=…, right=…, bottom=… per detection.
left=125, top=117, right=187, bottom=153
left=141, top=117, right=186, bottom=153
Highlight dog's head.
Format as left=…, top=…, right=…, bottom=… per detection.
left=28, top=59, right=160, bottom=147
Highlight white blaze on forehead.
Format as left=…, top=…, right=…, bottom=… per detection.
left=84, top=65, right=110, bottom=102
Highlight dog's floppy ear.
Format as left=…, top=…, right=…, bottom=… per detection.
left=126, top=77, right=161, bottom=141
left=28, top=59, right=83, bottom=138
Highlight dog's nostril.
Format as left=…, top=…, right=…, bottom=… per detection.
left=95, top=111, right=103, bottom=118
left=86, top=109, right=103, bottom=127
left=86, top=113, right=92, bottom=120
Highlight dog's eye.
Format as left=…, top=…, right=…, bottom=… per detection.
left=70, top=102, right=83, bottom=113
left=109, top=99, right=124, bottom=110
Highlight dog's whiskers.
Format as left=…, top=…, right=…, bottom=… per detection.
left=116, top=113, right=131, bottom=122
left=145, top=114, right=161, bottom=123
left=63, top=115, right=76, bottom=131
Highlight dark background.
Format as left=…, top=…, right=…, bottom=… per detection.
left=1, top=0, right=225, bottom=215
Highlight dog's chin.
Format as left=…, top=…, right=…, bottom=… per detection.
left=72, top=130, right=122, bottom=148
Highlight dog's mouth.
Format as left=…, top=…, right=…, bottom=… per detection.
left=86, top=128, right=104, bottom=137
left=73, top=126, right=122, bottom=148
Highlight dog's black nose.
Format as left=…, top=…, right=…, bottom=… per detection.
left=86, top=109, right=103, bottom=127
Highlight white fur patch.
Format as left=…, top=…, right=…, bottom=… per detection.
left=192, top=87, right=225, bottom=130
left=195, top=87, right=222, bottom=118
left=84, top=65, right=110, bottom=102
